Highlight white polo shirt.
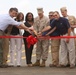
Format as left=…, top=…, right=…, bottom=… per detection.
left=0, top=14, right=22, bottom=31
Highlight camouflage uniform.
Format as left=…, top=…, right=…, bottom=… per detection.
left=34, top=16, right=49, bottom=61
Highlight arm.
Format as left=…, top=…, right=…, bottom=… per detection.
left=41, top=19, right=55, bottom=33
left=46, top=27, right=56, bottom=35
left=41, top=26, right=51, bottom=33
left=37, top=26, right=51, bottom=36
left=71, top=25, right=76, bottom=28
left=9, top=18, right=29, bottom=30
left=17, top=24, right=28, bottom=30
left=68, top=27, right=71, bottom=36
left=66, top=27, right=71, bottom=43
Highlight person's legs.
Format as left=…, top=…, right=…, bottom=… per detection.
left=16, top=36, right=22, bottom=66
left=0, top=31, right=4, bottom=66
left=23, top=38, right=33, bottom=66
left=3, top=34, right=9, bottom=65
left=10, top=37, right=16, bottom=66
left=50, top=39, right=60, bottom=66
left=68, top=35, right=75, bottom=68
left=40, top=40, right=49, bottom=67
left=33, top=40, right=42, bottom=66
left=59, top=38, right=68, bottom=66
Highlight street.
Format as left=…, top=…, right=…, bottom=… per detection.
left=0, top=45, right=76, bottom=75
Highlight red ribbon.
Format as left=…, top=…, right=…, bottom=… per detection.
left=26, top=35, right=38, bottom=48
left=38, top=36, right=76, bottom=39
left=0, top=36, right=76, bottom=39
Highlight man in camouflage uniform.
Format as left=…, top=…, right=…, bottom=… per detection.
left=60, top=7, right=76, bottom=67
left=33, top=8, right=49, bottom=67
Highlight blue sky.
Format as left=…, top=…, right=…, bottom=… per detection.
left=0, top=0, right=76, bottom=17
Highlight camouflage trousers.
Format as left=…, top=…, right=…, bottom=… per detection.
left=36, top=39, right=49, bottom=61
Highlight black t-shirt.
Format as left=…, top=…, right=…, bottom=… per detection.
left=23, top=22, right=32, bottom=37
left=50, top=17, right=70, bottom=35
left=10, top=20, right=20, bottom=35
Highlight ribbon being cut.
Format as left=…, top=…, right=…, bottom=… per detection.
left=26, top=35, right=37, bottom=48
left=26, top=26, right=38, bottom=48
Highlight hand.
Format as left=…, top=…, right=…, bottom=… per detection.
left=28, top=26, right=34, bottom=31
left=66, top=38, right=69, bottom=43
left=45, top=33, right=49, bottom=36
left=37, top=32, right=42, bottom=36
left=26, top=28, right=32, bottom=34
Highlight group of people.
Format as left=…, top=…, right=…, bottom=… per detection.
left=0, top=7, right=76, bottom=69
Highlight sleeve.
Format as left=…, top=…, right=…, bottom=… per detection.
left=50, top=19, right=56, bottom=28
left=8, top=18, right=22, bottom=26
left=45, top=18, right=50, bottom=26
left=46, top=21, right=50, bottom=26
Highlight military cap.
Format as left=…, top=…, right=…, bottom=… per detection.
left=37, top=8, right=43, bottom=13
left=60, top=7, right=67, bottom=12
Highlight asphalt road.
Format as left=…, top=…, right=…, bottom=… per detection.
left=0, top=45, right=76, bottom=75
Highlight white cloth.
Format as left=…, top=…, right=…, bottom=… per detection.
left=59, top=32, right=75, bottom=66
left=9, top=35, right=22, bottom=66
left=0, top=14, right=22, bottom=31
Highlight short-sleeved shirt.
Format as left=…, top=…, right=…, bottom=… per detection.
left=0, top=14, right=22, bottom=31
left=50, top=17, right=70, bottom=35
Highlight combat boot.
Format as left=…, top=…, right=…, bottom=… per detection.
left=40, top=60, right=46, bottom=67
left=33, top=60, right=40, bottom=66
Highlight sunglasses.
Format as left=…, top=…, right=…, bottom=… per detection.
left=53, top=14, right=57, bottom=17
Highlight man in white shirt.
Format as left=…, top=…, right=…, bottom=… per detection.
left=0, top=7, right=30, bottom=68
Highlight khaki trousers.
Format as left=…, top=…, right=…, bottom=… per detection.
left=51, top=39, right=60, bottom=65
left=2, top=34, right=9, bottom=65
left=0, top=30, right=4, bottom=65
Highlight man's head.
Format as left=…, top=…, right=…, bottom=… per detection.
left=53, top=11, right=60, bottom=20
left=9, top=7, right=18, bottom=18
left=37, top=8, right=44, bottom=19
left=48, top=11, right=54, bottom=20
left=60, top=7, right=67, bottom=17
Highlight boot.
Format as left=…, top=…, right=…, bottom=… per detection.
left=40, top=60, right=46, bottom=67
left=33, top=60, right=40, bottom=66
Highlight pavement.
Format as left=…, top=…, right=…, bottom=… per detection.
left=0, top=45, right=76, bottom=75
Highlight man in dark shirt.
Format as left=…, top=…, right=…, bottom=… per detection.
left=42, top=11, right=60, bottom=67
left=38, top=11, right=75, bottom=68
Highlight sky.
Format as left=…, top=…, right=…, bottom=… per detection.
left=0, top=0, right=76, bottom=17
